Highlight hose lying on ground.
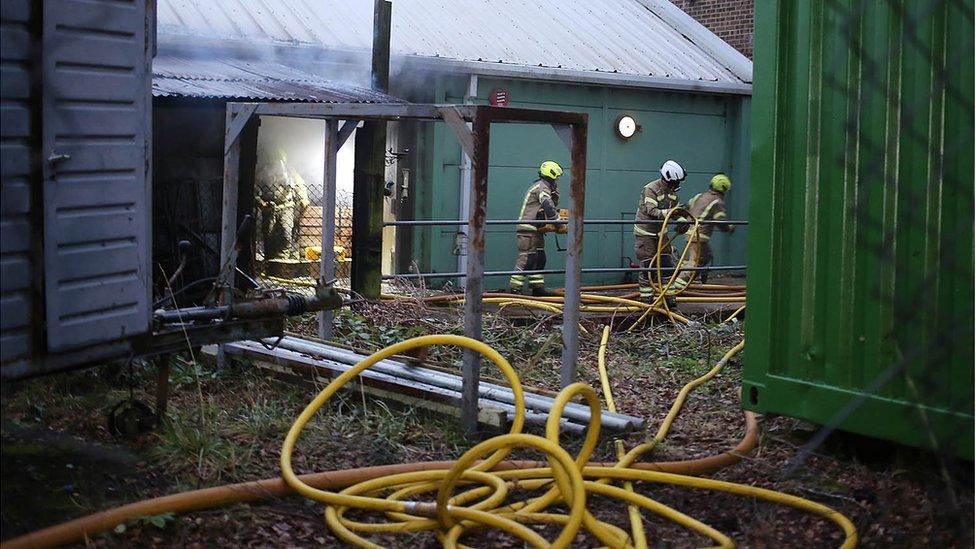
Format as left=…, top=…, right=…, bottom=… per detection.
left=383, top=292, right=695, bottom=325
left=5, top=335, right=855, bottom=548
left=597, top=325, right=647, bottom=548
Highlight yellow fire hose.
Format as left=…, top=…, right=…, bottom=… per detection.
left=627, top=210, right=720, bottom=330
left=381, top=292, right=695, bottom=325
left=619, top=340, right=747, bottom=467
left=279, top=335, right=855, bottom=548
left=4, top=336, right=855, bottom=548
left=723, top=305, right=747, bottom=323
left=597, top=326, right=647, bottom=548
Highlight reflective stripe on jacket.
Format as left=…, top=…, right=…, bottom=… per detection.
left=634, top=178, right=679, bottom=236
left=688, top=189, right=729, bottom=240
left=517, top=179, right=559, bottom=232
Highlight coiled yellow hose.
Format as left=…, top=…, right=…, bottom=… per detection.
left=282, top=334, right=857, bottom=548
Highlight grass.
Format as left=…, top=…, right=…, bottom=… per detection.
left=1, top=348, right=477, bottom=499
left=153, top=416, right=246, bottom=483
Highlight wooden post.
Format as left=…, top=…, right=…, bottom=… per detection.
left=350, top=0, right=391, bottom=299
left=319, top=119, right=339, bottom=340
left=216, top=105, right=242, bottom=369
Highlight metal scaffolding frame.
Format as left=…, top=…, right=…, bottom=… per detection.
left=220, top=102, right=588, bottom=434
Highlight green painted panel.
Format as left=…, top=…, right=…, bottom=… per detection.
left=744, top=0, right=974, bottom=458
left=608, top=86, right=728, bottom=116
left=407, top=75, right=752, bottom=286
left=602, top=110, right=727, bottom=172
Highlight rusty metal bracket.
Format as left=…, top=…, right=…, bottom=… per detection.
left=223, top=103, right=259, bottom=155
left=438, top=106, right=475, bottom=158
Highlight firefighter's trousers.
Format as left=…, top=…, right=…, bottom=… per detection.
left=510, top=232, right=546, bottom=290
left=635, top=234, right=678, bottom=300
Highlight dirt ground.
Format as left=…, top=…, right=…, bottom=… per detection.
left=1, top=300, right=972, bottom=547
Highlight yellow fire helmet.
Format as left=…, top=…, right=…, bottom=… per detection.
left=710, top=173, right=732, bottom=192
left=539, top=160, right=564, bottom=180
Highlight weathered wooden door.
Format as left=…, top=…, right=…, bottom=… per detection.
left=41, top=0, right=152, bottom=351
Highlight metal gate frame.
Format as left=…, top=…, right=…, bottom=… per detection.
left=220, top=102, right=588, bottom=434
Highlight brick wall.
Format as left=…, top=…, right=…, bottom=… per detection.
left=669, top=0, right=753, bottom=59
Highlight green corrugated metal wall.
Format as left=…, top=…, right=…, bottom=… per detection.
left=407, top=76, right=751, bottom=287
left=744, top=0, right=974, bottom=457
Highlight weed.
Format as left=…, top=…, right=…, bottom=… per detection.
left=113, top=512, right=176, bottom=535
left=228, top=394, right=293, bottom=440
left=152, top=412, right=244, bottom=483
left=669, top=356, right=710, bottom=377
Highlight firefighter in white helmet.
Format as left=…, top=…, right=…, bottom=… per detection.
left=675, top=173, right=735, bottom=287
left=633, top=160, right=690, bottom=303
left=509, top=161, right=564, bottom=295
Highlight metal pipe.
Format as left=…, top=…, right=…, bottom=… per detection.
left=154, top=291, right=342, bottom=325
left=382, top=265, right=748, bottom=280
left=269, top=336, right=644, bottom=431
left=371, top=0, right=391, bottom=93
left=270, top=337, right=642, bottom=429
left=384, top=219, right=748, bottom=226
left=234, top=341, right=590, bottom=433
left=455, top=74, right=478, bottom=289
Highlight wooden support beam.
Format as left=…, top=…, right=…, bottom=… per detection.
left=319, top=119, right=339, bottom=340
left=223, top=103, right=259, bottom=155
left=438, top=106, right=475, bottom=158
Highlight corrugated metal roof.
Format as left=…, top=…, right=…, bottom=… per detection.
left=152, top=55, right=402, bottom=101
left=156, top=0, right=752, bottom=88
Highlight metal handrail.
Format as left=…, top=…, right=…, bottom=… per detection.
left=383, top=265, right=747, bottom=280
left=384, top=219, right=748, bottom=226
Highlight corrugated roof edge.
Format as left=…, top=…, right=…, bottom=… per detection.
left=156, top=25, right=751, bottom=96
left=637, top=0, right=753, bottom=83
left=398, top=55, right=752, bottom=96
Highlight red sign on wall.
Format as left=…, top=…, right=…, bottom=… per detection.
left=489, top=88, right=510, bottom=107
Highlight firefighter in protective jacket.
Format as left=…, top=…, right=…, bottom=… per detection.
left=633, top=160, right=689, bottom=302
left=255, top=148, right=310, bottom=262
left=509, top=161, right=564, bottom=295
left=675, top=173, right=734, bottom=287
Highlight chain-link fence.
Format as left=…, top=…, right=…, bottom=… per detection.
left=252, top=155, right=353, bottom=293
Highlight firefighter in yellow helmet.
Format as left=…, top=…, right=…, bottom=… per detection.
left=633, top=160, right=690, bottom=303
left=509, top=161, right=564, bottom=295
left=675, top=173, right=735, bottom=287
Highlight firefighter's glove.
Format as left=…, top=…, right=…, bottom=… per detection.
left=555, top=209, right=569, bottom=234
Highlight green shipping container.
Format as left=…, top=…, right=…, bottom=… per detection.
left=743, top=0, right=974, bottom=458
